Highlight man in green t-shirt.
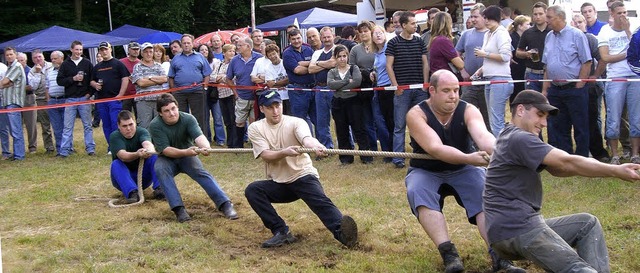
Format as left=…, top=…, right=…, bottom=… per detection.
left=149, top=93, right=238, bottom=223
left=109, top=110, right=161, bottom=203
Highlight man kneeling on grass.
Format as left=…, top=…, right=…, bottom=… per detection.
left=405, top=70, right=523, bottom=273
left=484, top=90, right=640, bottom=272
left=149, top=93, right=238, bottom=223
left=245, top=90, right=358, bottom=248
left=109, top=110, right=163, bottom=203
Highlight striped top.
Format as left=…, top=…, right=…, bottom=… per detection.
left=385, top=35, right=427, bottom=85
left=46, top=67, right=65, bottom=98
left=1, top=60, right=26, bottom=107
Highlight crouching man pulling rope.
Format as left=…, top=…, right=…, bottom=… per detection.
left=109, top=110, right=163, bottom=205
left=244, top=90, right=358, bottom=249
left=404, top=70, right=523, bottom=273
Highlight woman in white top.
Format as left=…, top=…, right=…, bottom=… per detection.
left=153, top=44, right=171, bottom=90
left=211, top=44, right=239, bottom=148
left=472, top=5, right=514, bottom=137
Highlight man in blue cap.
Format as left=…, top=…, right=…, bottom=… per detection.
left=245, top=90, right=358, bottom=249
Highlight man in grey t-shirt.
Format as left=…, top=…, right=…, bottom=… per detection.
left=484, top=90, right=640, bottom=272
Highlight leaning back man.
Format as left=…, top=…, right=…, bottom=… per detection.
left=405, top=70, right=522, bottom=273
left=485, top=90, right=640, bottom=272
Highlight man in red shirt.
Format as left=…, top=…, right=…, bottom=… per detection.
left=120, top=42, right=141, bottom=114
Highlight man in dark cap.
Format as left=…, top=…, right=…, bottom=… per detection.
left=245, top=90, right=358, bottom=249
left=484, top=90, right=640, bottom=272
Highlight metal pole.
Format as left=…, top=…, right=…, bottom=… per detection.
left=107, top=0, right=113, bottom=31
left=251, top=0, right=256, bottom=30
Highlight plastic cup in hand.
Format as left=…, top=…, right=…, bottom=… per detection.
left=77, top=71, right=85, bottom=86
left=530, top=49, right=540, bottom=63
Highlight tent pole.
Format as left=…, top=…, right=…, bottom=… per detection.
left=107, top=0, right=113, bottom=31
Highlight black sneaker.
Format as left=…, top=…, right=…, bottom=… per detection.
left=220, top=201, right=239, bottom=220
left=394, top=161, right=405, bottom=168
left=490, top=248, right=525, bottom=273
left=173, top=206, right=191, bottom=223
left=337, top=215, right=358, bottom=248
left=438, top=241, right=464, bottom=273
left=261, top=231, right=297, bottom=248
left=152, top=187, right=165, bottom=200
left=124, top=190, right=140, bottom=204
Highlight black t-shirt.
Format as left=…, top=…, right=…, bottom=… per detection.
left=484, top=124, right=553, bottom=244
left=385, top=35, right=427, bottom=85
left=517, top=26, right=551, bottom=70
left=92, top=58, right=130, bottom=99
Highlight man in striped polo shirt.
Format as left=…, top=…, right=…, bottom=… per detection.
left=386, top=11, right=430, bottom=168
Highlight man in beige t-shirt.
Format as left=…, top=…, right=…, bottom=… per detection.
left=246, top=90, right=358, bottom=249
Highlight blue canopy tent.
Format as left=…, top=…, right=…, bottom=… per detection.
left=255, top=7, right=357, bottom=31
left=137, top=31, right=182, bottom=46
left=0, top=25, right=132, bottom=52
left=104, top=24, right=159, bottom=40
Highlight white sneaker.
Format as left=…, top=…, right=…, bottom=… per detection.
left=107, top=151, right=112, bottom=155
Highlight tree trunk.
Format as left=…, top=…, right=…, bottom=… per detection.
left=75, top=0, right=82, bottom=23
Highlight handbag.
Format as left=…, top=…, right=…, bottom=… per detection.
left=208, top=63, right=223, bottom=101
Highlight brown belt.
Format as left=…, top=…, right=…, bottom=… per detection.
left=526, top=68, right=545, bottom=74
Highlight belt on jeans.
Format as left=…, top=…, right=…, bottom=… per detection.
left=525, top=68, right=545, bottom=74
left=291, top=83, right=314, bottom=88
left=50, top=95, right=65, bottom=99
left=315, top=82, right=327, bottom=86
left=552, top=82, right=577, bottom=90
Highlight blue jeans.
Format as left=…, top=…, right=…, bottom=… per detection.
left=372, top=92, right=391, bottom=152
left=604, top=77, right=640, bottom=139
left=154, top=155, right=230, bottom=210
left=97, top=100, right=122, bottom=146
left=492, top=213, right=609, bottom=273
left=2, top=104, right=25, bottom=160
left=110, top=155, right=159, bottom=198
left=315, top=88, right=334, bottom=148
left=47, top=98, right=67, bottom=154
left=547, top=85, right=589, bottom=156
left=484, top=76, right=514, bottom=137
left=244, top=174, right=343, bottom=238
left=0, top=99, right=9, bottom=157
left=207, top=100, right=226, bottom=144
left=524, top=71, right=544, bottom=92
left=60, top=97, right=96, bottom=156
left=393, top=89, right=428, bottom=164
left=288, top=86, right=316, bottom=135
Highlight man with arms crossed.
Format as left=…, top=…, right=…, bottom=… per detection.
left=485, top=90, right=640, bottom=272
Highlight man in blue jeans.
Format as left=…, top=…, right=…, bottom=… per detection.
left=109, top=110, right=163, bottom=203
left=308, top=26, right=337, bottom=151
left=56, top=40, right=96, bottom=158
left=485, top=90, right=640, bottom=272
left=0, top=47, right=26, bottom=161
left=282, top=29, right=316, bottom=136
left=149, top=93, right=238, bottom=223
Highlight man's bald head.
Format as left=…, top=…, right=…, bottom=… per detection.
left=430, top=70, right=459, bottom=91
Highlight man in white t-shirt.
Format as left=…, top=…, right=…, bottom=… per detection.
left=598, top=1, right=640, bottom=165
left=263, top=44, right=289, bottom=114
left=245, top=90, right=357, bottom=249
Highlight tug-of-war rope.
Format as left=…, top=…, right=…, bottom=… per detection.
left=74, top=148, right=491, bottom=208
left=2, top=77, right=639, bottom=114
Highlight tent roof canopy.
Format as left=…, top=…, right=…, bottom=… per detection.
left=0, top=25, right=132, bottom=52
left=104, top=24, right=160, bottom=40
left=256, top=7, right=357, bottom=31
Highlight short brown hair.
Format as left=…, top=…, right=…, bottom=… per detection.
left=156, top=93, right=178, bottom=112
left=264, top=44, right=280, bottom=55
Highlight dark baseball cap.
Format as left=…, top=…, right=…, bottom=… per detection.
left=98, top=41, right=111, bottom=49
left=511, top=90, right=558, bottom=116
left=128, top=41, right=141, bottom=49
left=258, top=90, right=282, bottom=106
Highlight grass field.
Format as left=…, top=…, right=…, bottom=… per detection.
left=0, top=119, right=639, bottom=272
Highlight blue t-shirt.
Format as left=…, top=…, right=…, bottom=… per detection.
left=455, top=28, right=488, bottom=74
left=168, top=51, right=212, bottom=93
left=226, top=51, right=263, bottom=100
left=282, top=45, right=315, bottom=85
left=586, top=20, right=606, bottom=36
left=374, top=43, right=391, bottom=86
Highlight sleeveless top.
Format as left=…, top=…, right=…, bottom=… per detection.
left=409, top=100, right=473, bottom=172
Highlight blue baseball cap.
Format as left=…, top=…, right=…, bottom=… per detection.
left=258, top=90, right=282, bottom=106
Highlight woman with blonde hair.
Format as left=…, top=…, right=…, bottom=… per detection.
left=508, top=15, right=531, bottom=102
left=211, top=44, right=238, bottom=147
left=428, top=11, right=469, bottom=80
left=153, top=44, right=171, bottom=90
